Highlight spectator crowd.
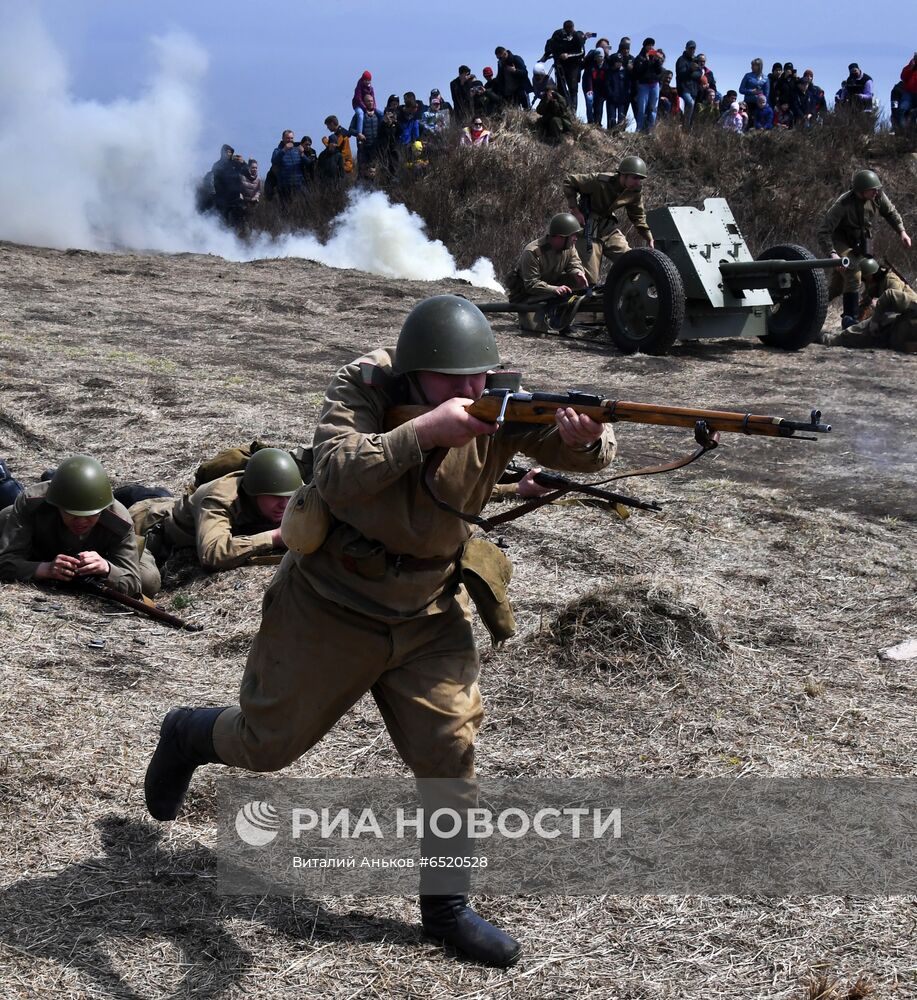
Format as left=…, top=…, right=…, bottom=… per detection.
left=197, top=32, right=917, bottom=225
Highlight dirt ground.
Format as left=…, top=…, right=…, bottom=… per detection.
left=0, top=240, right=914, bottom=1000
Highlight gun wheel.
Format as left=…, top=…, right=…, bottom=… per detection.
left=757, top=243, right=829, bottom=350
left=603, top=248, right=685, bottom=354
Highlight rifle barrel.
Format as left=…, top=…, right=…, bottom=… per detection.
left=467, top=392, right=830, bottom=438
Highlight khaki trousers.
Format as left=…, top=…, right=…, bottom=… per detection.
left=212, top=560, right=483, bottom=779
left=576, top=229, right=631, bottom=284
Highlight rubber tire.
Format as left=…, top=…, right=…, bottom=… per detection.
left=757, top=243, right=829, bottom=350
left=603, top=248, right=685, bottom=355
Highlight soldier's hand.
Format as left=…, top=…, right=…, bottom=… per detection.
left=517, top=468, right=555, bottom=498
left=646, top=237, right=655, bottom=249
left=413, top=398, right=498, bottom=449
left=555, top=407, right=603, bottom=449
left=271, top=527, right=287, bottom=549
left=572, top=209, right=586, bottom=226
left=76, top=551, right=110, bottom=577
left=900, top=231, right=912, bottom=250
left=555, top=284, right=573, bottom=295
left=35, top=554, right=81, bottom=581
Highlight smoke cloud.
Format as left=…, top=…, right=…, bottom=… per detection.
left=0, top=13, right=501, bottom=290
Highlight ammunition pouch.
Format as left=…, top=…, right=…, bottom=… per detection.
left=280, top=481, right=331, bottom=556
left=459, top=537, right=516, bottom=645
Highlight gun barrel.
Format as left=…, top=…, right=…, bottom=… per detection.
left=719, top=256, right=847, bottom=277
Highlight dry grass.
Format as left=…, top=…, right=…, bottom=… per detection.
left=1, top=239, right=916, bottom=998
left=241, top=109, right=917, bottom=284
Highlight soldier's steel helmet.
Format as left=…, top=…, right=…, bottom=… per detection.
left=45, top=455, right=114, bottom=516
left=617, top=155, right=648, bottom=177
left=859, top=257, right=880, bottom=277
left=394, top=295, right=500, bottom=375
left=242, top=448, right=303, bottom=497
left=548, top=212, right=583, bottom=237
left=852, top=169, right=881, bottom=193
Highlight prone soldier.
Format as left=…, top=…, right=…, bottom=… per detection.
left=817, top=169, right=912, bottom=328
left=563, top=155, right=655, bottom=284
left=822, top=257, right=917, bottom=351
left=143, top=296, right=616, bottom=967
left=505, top=212, right=588, bottom=332
left=130, top=448, right=303, bottom=571
left=0, top=455, right=160, bottom=597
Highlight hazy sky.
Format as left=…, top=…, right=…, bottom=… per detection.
left=28, top=0, right=917, bottom=168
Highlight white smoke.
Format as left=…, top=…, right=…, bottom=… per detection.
left=0, top=13, right=502, bottom=290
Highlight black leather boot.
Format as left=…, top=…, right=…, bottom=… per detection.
left=420, top=894, right=521, bottom=967
left=144, top=707, right=225, bottom=821
left=841, top=292, right=859, bottom=329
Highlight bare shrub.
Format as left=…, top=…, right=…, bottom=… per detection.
left=244, top=114, right=916, bottom=283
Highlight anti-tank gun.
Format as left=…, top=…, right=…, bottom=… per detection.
left=480, top=198, right=846, bottom=355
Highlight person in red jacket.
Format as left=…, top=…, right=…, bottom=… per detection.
left=895, top=53, right=917, bottom=130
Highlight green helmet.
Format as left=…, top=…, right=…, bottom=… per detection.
left=852, top=169, right=881, bottom=193
left=393, top=295, right=500, bottom=375
left=618, top=155, right=648, bottom=178
left=548, top=212, right=583, bottom=237
left=45, top=455, right=114, bottom=516
left=859, top=257, right=880, bottom=278
left=242, top=448, right=303, bottom=497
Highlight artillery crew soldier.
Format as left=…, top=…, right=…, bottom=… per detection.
left=0, top=455, right=160, bottom=597
left=130, top=448, right=303, bottom=571
left=817, top=169, right=911, bottom=328
left=144, top=296, right=616, bottom=968
left=506, top=212, right=588, bottom=332
left=563, top=155, right=655, bottom=284
left=822, top=258, right=917, bottom=352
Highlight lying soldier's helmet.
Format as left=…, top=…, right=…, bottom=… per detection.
left=242, top=448, right=303, bottom=497
left=617, top=155, right=648, bottom=177
left=45, top=455, right=114, bottom=516
left=852, top=169, right=881, bottom=193
left=859, top=257, right=880, bottom=277
left=394, top=295, right=500, bottom=375
left=548, top=212, right=583, bottom=237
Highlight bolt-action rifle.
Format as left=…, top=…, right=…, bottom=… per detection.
left=384, top=375, right=831, bottom=531
left=73, top=577, right=203, bottom=631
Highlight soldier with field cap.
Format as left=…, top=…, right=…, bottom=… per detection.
left=822, top=257, right=917, bottom=351
left=143, top=295, right=617, bottom=968
left=817, top=169, right=912, bottom=328
left=506, top=212, right=588, bottom=332
left=563, top=154, right=655, bottom=284
left=0, top=455, right=160, bottom=597
left=130, top=448, right=302, bottom=572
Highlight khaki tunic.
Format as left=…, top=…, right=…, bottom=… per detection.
left=133, top=472, right=278, bottom=571
left=833, top=284, right=917, bottom=351
left=212, top=348, right=616, bottom=779
left=817, top=189, right=905, bottom=293
left=505, top=237, right=586, bottom=303
left=563, top=172, right=652, bottom=283
left=0, top=482, right=157, bottom=597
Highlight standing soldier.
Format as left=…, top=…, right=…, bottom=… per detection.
left=563, top=155, right=655, bottom=284
left=817, top=169, right=912, bottom=328
left=143, top=296, right=616, bottom=968
left=130, top=448, right=302, bottom=572
left=505, top=212, right=588, bottom=332
left=0, top=455, right=160, bottom=597
left=822, top=258, right=917, bottom=351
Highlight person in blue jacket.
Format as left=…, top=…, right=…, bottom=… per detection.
left=740, top=58, right=770, bottom=106
left=752, top=94, right=775, bottom=129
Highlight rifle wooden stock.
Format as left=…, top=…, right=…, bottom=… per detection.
left=385, top=390, right=831, bottom=440
left=76, top=578, right=204, bottom=631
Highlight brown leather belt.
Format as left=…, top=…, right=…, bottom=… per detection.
left=339, top=546, right=462, bottom=576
